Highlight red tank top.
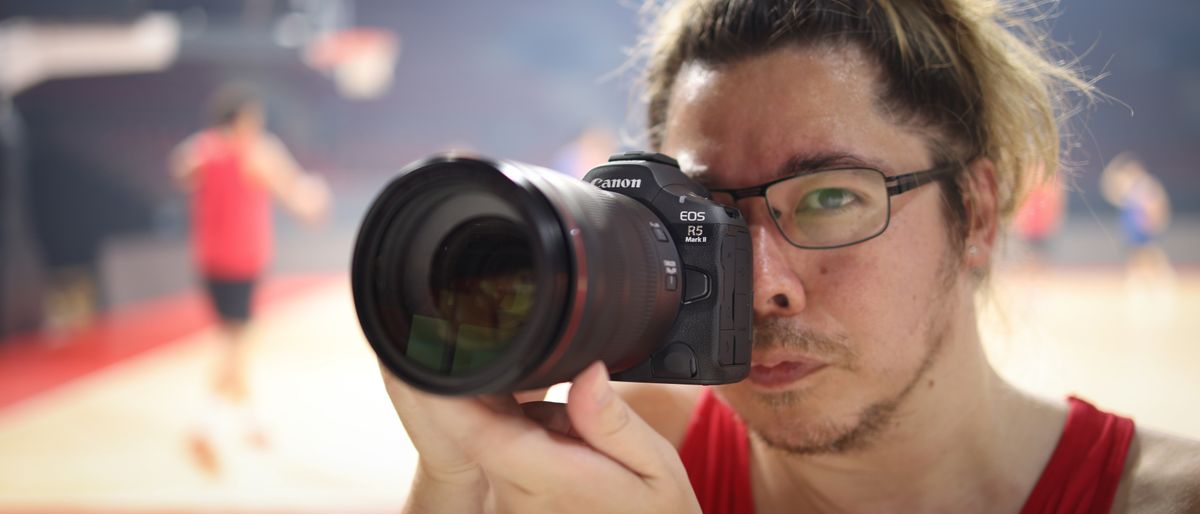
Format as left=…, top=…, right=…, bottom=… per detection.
left=678, top=389, right=1135, bottom=514
left=191, top=130, right=272, bottom=279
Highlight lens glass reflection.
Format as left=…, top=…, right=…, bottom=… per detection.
left=406, top=217, right=536, bottom=375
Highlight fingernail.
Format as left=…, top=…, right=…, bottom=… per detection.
left=592, top=362, right=613, bottom=407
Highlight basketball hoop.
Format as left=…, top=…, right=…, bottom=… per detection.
left=304, top=28, right=398, bottom=100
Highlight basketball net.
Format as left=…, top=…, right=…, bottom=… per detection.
left=304, top=28, right=398, bottom=100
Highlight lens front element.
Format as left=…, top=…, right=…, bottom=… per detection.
left=406, top=217, right=536, bottom=375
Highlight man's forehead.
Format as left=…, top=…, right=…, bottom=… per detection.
left=675, top=63, right=721, bottom=107
left=664, top=51, right=897, bottom=180
left=673, top=44, right=881, bottom=104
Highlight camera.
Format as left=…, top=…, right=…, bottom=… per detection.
left=351, top=151, right=752, bottom=395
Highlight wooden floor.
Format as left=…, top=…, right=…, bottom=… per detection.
left=0, top=270, right=1197, bottom=513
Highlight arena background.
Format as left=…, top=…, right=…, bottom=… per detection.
left=0, top=1, right=1197, bottom=512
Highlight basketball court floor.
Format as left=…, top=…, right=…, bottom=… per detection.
left=0, top=268, right=1196, bottom=513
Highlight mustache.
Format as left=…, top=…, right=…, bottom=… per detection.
left=752, top=317, right=857, bottom=366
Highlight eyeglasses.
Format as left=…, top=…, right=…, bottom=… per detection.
left=708, top=163, right=959, bottom=249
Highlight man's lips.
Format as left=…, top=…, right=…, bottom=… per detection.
left=748, top=358, right=828, bottom=389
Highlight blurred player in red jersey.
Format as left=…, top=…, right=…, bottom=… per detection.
left=170, top=83, right=330, bottom=474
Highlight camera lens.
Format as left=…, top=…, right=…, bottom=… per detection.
left=417, top=217, right=535, bottom=375
left=352, top=155, right=682, bottom=395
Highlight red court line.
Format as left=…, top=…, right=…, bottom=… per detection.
left=0, top=273, right=340, bottom=412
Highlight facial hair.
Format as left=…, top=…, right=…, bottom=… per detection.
left=746, top=251, right=959, bottom=456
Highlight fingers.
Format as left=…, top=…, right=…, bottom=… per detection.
left=379, top=363, right=421, bottom=413
left=565, top=361, right=677, bottom=479
left=513, top=387, right=551, bottom=404
left=410, top=384, right=638, bottom=493
left=520, top=401, right=576, bottom=438
left=383, top=360, right=675, bottom=493
left=378, top=364, right=488, bottom=487
left=380, top=363, right=520, bottom=416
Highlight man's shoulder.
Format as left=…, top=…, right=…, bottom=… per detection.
left=1112, top=428, right=1200, bottom=513
left=614, top=382, right=703, bottom=450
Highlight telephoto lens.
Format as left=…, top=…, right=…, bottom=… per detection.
left=352, top=152, right=752, bottom=395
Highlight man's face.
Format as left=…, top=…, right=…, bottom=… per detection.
left=661, top=44, right=963, bottom=454
left=233, top=104, right=265, bottom=139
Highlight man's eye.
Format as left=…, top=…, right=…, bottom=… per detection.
left=800, top=188, right=858, bottom=211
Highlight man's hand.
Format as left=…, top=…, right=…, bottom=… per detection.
left=383, top=362, right=701, bottom=514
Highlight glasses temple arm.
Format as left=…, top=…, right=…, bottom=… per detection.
left=710, top=184, right=770, bottom=201
left=886, top=164, right=959, bottom=195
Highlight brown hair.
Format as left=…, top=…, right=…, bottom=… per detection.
left=640, top=0, right=1095, bottom=240
left=207, top=82, right=261, bottom=128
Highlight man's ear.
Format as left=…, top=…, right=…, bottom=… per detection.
left=960, top=156, right=999, bottom=268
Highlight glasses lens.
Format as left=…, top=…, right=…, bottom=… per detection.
left=407, top=217, right=536, bottom=376
left=766, top=169, right=889, bottom=247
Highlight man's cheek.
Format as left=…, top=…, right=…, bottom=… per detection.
left=810, top=253, right=879, bottom=308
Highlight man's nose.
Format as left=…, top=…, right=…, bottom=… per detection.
left=739, top=200, right=807, bottom=321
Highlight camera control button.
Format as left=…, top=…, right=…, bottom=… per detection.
left=682, top=268, right=710, bottom=303
left=653, top=342, right=697, bottom=379
left=608, top=151, right=680, bottom=168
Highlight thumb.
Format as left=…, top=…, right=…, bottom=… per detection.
left=566, top=361, right=674, bottom=478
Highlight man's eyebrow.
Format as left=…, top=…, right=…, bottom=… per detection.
left=775, top=152, right=879, bottom=178
left=692, top=151, right=881, bottom=187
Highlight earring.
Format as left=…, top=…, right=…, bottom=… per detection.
left=968, top=245, right=978, bottom=257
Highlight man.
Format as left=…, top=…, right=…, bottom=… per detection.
left=384, top=1, right=1200, bottom=512
left=171, top=83, right=329, bottom=473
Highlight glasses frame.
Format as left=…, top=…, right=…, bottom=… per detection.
left=707, top=162, right=960, bottom=249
